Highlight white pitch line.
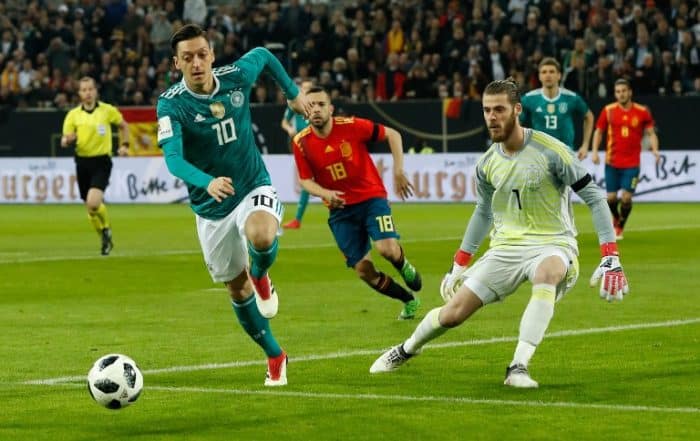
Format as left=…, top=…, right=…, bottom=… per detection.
left=24, top=317, right=700, bottom=386
left=148, top=386, right=700, bottom=414
left=1, top=223, right=699, bottom=264
left=36, top=383, right=700, bottom=414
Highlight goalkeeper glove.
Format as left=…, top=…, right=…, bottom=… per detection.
left=440, top=249, right=472, bottom=302
left=589, top=242, right=629, bottom=302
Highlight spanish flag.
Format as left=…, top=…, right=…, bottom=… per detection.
left=443, top=98, right=462, bottom=119
left=120, top=107, right=162, bottom=156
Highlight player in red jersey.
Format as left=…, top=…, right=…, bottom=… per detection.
left=585, top=79, right=660, bottom=239
left=292, top=86, right=422, bottom=320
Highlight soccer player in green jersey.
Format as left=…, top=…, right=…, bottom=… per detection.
left=370, top=78, right=629, bottom=388
left=281, top=80, right=313, bottom=229
left=520, top=58, right=594, bottom=160
left=156, top=24, right=311, bottom=387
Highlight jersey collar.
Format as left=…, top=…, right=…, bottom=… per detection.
left=182, top=75, right=221, bottom=99
left=81, top=102, right=100, bottom=113
left=539, top=88, right=561, bottom=102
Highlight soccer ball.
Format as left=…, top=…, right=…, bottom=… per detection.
left=87, top=354, right=143, bottom=409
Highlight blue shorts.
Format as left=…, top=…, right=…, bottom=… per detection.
left=328, top=198, right=400, bottom=267
left=605, top=165, right=640, bottom=193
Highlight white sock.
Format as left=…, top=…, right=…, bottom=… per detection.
left=511, top=283, right=556, bottom=367
left=403, top=307, right=447, bottom=354
left=511, top=341, right=536, bottom=368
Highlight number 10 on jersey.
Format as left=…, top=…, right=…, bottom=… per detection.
left=212, top=118, right=237, bottom=145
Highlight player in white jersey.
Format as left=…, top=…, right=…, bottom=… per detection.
left=370, top=78, right=629, bottom=388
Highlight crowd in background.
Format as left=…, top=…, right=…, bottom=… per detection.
left=1, top=0, right=700, bottom=111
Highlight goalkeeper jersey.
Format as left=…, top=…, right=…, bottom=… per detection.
left=157, top=47, right=299, bottom=220
left=473, top=128, right=591, bottom=252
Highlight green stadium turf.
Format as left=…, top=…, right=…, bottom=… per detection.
left=0, top=203, right=698, bottom=440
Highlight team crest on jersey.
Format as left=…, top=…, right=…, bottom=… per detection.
left=340, top=140, right=353, bottom=157
left=230, top=91, right=245, bottom=108
left=558, top=103, right=568, bottom=113
left=524, top=165, right=543, bottom=190
left=210, top=102, right=226, bottom=119
left=631, top=116, right=639, bottom=127
left=546, top=103, right=556, bottom=114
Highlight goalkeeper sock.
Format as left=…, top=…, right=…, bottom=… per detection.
left=512, top=284, right=555, bottom=367
left=367, top=272, right=414, bottom=303
left=232, top=295, right=282, bottom=357
left=403, top=308, right=448, bottom=354
left=295, top=189, right=309, bottom=221
left=248, top=238, right=279, bottom=279
left=607, top=199, right=620, bottom=224
left=619, top=201, right=632, bottom=228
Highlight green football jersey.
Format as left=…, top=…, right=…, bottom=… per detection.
left=157, top=47, right=299, bottom=220
left=284, top=107, right=309, bottom=133
left=474, top=129, right=591, bottom=251
left=519, top=88, right=588, bottom=149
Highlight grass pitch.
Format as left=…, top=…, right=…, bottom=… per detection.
left=1, top=202, right=698, bottom=440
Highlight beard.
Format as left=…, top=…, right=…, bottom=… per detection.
left=310, top=114, right=330, bottom=129
left=488, top=110, right=517, bottom=142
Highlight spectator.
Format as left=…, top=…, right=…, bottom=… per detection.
left=183, top=0, right=208, bottom=26
left=385, top=19, right=405, bottom=55
left=659, top=50, right=681, bottom=95
left=375, top=52, right=406, bottom=101
left=1, top=60, right=21, bottom=94
left=632, top=52, right=659, bottom=96
left=685, top=77, right=700, bottom=96
left=483, top=38, right=509, bottom=82
left=1, top=29, right=18, bottom=59
left=404, top=62, right=433, bottom=99
left=150, top=10, right=174, bottom=64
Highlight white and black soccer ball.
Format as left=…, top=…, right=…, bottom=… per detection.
left=87, top=354, right=143, bottom=409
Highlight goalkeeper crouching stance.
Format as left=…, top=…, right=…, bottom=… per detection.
left=370, top=78, right=629, bottom=388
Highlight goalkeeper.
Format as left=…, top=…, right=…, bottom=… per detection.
left=370, top=78, right=628, bottom=388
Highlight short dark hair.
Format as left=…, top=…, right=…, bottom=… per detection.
left=306, top=85, right=328, bottom=95
left=483, top=77, right=521, bottom=104
left=538, top=57, right=561, bottom=73
left=614, top=78, right=632, bottom=89
left=170, top=24, right=207, bottom=54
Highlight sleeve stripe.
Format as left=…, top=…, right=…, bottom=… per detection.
left=370, top=123, right=379, bottom=142
left=571, top=174, right=592, bottom=192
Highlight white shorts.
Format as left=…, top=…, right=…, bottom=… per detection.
left=459, top=245, right=580, bottom=305
left=195, top=185, right=283, bottom=283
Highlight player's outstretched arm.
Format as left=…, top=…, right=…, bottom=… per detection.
left=384, top=126, right=414, bottom=200
left=61, top=133, right=76, bottom=148
left=288, top=94, right=312, bottom=119
left=646, top=127, right=661, bottom=164
left=440, top=181, right=493, bottom=302
left=207, top=177, right=235, bottom=203
left=575, top=178, right=630, bottom=301
left=299, top=178, right=345, bottom=209
left=578, top=110, right=595, bottom=160
left=590, top=128, right=603, bottom=164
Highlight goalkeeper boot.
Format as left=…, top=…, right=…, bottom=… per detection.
left=250, top=273, right=278, bottom=319
left=264, top=351, right=288, bottom=387
left=370, top=344, right=419, bottom=373
left=398, top=297, right=421, bottom=320
left=504, top=364, right=539, bottom=388
left=100, top=228, right=113, bottom=256
left=399, top=260, right=422, bottom=291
